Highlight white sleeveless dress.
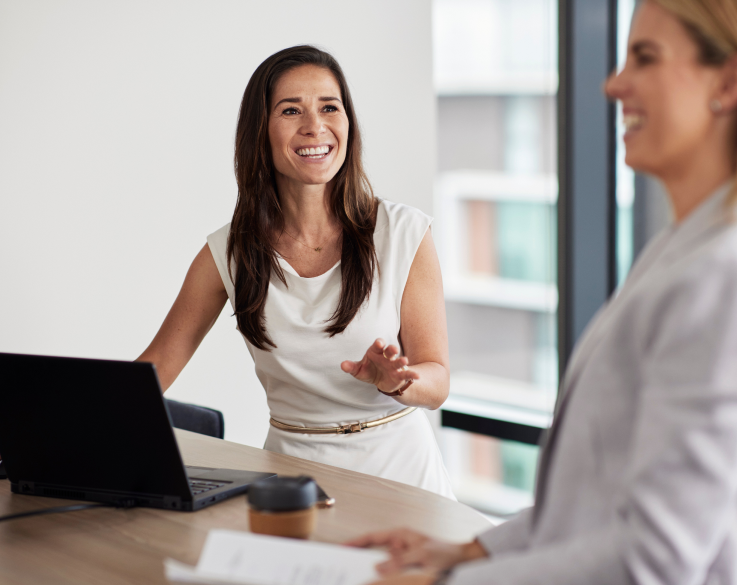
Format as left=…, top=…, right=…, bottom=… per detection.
left=207, top=200, right=454, bottom=498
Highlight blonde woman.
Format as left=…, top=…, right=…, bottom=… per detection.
left=349, top=1, right=737, bottom=583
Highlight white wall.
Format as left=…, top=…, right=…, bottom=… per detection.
left=0, top=0, right=436, bottom=447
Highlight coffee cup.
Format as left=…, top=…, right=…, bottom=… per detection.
left=247, top=476, right=317, bottom=539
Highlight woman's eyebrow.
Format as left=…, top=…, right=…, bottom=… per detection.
left=630, top=39, right=660, bottom=54
left=273, top=96, right=343, bottom=109
left=274, top=97, right=301, bottom=109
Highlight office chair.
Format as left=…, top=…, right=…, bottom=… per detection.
left=164, top=399, right=225, bottom=440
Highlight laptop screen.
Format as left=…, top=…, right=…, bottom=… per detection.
left=0, top=353, right=191, bottom=499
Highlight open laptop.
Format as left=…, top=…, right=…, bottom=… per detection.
left=0, top=352, right=275, bottom=511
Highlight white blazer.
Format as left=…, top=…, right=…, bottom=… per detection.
left=450, top=183, right=737, bottom=585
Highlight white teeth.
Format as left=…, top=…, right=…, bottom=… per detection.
left=297, top=145, right=330, bottom=156
left=623, top=114, right=645, bottom=131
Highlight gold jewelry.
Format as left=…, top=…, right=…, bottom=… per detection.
left=270, top=407, right=416, bottom=434
left=282, top=226, right=340, bottom=253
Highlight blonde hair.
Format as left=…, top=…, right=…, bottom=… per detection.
left=652, top=0, right=737, bottom=206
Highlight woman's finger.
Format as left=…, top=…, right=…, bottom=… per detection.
left=345, top=530, right=414, bottom=550
left=369, top=338, right=387, bottom=356
left=345, top=339, right=421, bottom=391
left=394, top=356, right=409, bottom=368
left=390, top=366, right=421, bottom=383
left=382, top=345, right=401, bottom=361
left=344, top=530, right=398, bottom=548
left=345, top=528, right=426, bottom=549
left=340, top=360, right=359, bottom=375
left=378, top=542, right=465, bottom=576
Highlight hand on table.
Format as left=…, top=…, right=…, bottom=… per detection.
left=345, top=528, right=488, bottom=577
left=341, top=339, right=419, bottom=396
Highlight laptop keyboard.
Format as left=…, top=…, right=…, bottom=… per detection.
left=189, top=479, right=226, bottom=496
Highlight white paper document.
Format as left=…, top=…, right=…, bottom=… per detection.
left=165, top=529, right=389, bottom=585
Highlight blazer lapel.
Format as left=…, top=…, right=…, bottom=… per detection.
left=531, top=182, right=732, bottom=528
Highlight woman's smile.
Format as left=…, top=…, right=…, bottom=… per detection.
left=293, top=143, right=334, bottom=161
left=622, top=108, right=647, bottom=139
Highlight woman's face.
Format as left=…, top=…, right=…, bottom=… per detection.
left=605, top=1, right=727, bottom=177
left=268, top=65, right=349, bottom=191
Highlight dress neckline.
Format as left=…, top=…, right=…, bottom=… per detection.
left=274, top=200, right=389, bottom=280
left=276, top=255, right=341, bottom=280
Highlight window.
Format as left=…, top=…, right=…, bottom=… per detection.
left=433, top=0, right=558, bottom=516
left=615, top=0, right=637, bottom=285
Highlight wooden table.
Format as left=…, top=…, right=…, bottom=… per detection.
left=0, top=429, right=490, bottom=584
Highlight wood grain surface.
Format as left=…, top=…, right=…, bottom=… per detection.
left=0, top=429, right=490, bottom=585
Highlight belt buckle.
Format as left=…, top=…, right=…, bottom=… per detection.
left=340, top=422, right=365, bottom=434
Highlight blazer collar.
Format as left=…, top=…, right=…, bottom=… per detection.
left=658, top=181, right=733, bottom=266
left=558, top=181, right=733, bottom=405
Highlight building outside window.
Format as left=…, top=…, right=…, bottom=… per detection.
left=433, top=0, right=558, bottom=516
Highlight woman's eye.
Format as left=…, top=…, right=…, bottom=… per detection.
left=282, top=107, right=299, bottom=115
left=634, top=52, right=656, bottom=66
left=323, top=105, right=338, bottom=113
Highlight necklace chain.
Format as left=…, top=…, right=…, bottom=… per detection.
left=282, top=226, right=340, bottom=253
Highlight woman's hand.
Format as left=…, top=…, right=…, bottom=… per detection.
left=345, top=528, right=488, bottom=576
left=338, top=231, right=450, bottom=410
left=341, top=339, right=420, bottom=395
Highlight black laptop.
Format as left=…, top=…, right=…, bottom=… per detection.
left=0, top=353, right=275, bottom=511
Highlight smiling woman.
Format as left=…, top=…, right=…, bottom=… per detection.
left=136, top=46, right=454, bottom=498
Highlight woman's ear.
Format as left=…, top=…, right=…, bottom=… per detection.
left=715, top=55, right=737, bottom=113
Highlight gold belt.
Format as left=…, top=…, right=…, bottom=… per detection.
left=269, top=407, right=417, bottom=435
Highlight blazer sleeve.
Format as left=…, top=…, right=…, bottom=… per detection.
left=475, top=508, right=534, bottom=556
left=449, top=249, right=737, bottom=585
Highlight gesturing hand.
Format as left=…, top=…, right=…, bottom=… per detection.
left=345, top=528, right=488, bottom=576
left=340, top=339, right=420, bottom=396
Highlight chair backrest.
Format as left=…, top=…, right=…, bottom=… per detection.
left=164, top=399, right=225, bottom=440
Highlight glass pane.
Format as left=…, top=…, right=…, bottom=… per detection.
left=433, top=0, right=558, bottom=516
left=615, top=0, right=638, bottom=285
left=440, top=429, right=539, bottom=516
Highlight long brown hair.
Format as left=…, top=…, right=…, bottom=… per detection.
left=227, top=45, right=378, bottom=351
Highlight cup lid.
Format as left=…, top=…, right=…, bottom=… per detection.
left=248, top=476, right=317, bottom=511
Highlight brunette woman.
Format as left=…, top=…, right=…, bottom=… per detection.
left=137, top=46, right=453, bottom=498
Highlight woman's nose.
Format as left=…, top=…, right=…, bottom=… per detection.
left=604, top=67, right=626, bottom=101
left=301, top=110, right=325, bottom=136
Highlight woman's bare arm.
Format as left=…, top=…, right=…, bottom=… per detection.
left=136, top=243, right=228, bottom=391
left=393, top=228, right=450, bottom=409
left=341, top=229, right=450, bottom=409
